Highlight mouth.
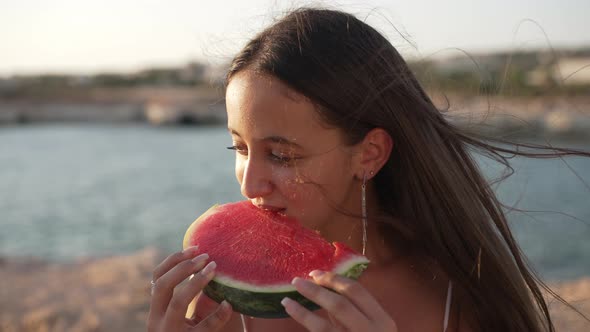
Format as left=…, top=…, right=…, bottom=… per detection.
left=256, top=204, right=287, bottom=215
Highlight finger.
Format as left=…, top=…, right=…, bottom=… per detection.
left=292, top=277, right=366, bottom=330
left=281, top=297, right=332, bottom=332
left=191, top=290, right=221, bottom=321
left=194, top=300, right=232, bottom=332
left=166, top=261, right=217, bottom=322
left=152, top=246, right=201, bottom=281
left=309, top=270, right=389, bottom=321
left=149, top=253, right=210, bottom=321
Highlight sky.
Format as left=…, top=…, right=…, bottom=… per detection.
left=0, top=0, right=588, bottom=76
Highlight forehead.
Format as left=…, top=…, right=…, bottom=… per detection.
left=225, top=71, right=341, bottom=144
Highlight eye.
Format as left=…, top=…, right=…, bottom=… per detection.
left=269, top=150, right=300, bottom=165
left=226, top=144, right=248, bottom=156
left=270, top=152, right=292, bottom=163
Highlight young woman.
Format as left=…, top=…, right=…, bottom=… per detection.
left=147, top=8, right=589, bottom=332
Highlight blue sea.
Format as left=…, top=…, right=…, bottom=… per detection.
left=0, top=124, right=589, bottom=281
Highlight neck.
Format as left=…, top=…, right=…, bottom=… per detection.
left=317, top=183, right=395, bottom=267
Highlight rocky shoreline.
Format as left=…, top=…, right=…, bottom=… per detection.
left=430, top=94, right=590, bottom=139
left=0, top=248, right=588, bottom=331
left=0, top=86, right=227, bottom=126
left=1, top=92, right=590, bottom=139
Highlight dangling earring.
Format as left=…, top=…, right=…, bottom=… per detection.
left=361, top=172, right=368, bottom=256
left=361, top=171, right=375, bottom=256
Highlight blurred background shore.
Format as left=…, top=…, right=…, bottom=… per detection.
left=2, top=0, right=590, bottom=330
left=2, top=48, right=590, bottom=135
left=1, top=47, right=589, bottom=332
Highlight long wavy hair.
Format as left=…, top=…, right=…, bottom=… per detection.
left=225, top=7, right=589, bottom=331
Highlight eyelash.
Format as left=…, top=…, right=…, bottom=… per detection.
left=226, top=145, right=300, bottom=165
left=226, top=145, right=246, bottom=154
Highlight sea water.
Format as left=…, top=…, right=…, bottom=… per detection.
left=0, top=124, right=588, bottom=281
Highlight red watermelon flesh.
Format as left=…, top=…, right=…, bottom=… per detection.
left=184, top=201, right=365, bottom=290
left=182, top=201, right=369, bottom=318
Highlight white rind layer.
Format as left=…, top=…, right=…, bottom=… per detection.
left=213, top=255, right=370, bottom=293
left=333, top=255, right=371, bottom=274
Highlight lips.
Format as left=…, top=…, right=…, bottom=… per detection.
left=256, top=204, right=286, bottom=214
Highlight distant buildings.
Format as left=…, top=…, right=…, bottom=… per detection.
left=526, top=55, right=590, bottom=87
left=412, top=47, right=590, bottom=93
left=555, top=57, right=590, bottom=85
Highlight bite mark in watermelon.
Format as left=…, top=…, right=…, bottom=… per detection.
left=182, top=201, right=369, bottom=318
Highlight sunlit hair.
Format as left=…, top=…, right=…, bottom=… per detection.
left=226, top=7, right=589, bottom=331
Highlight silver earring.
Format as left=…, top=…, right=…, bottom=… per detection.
left=361, top=172, right=368, bottom=256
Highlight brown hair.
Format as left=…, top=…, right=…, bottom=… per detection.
left=226, top=7, right=589, bottom=331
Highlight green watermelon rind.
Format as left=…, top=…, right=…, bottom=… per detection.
left=203, top=261, right=369, bottom=319
left=209, top=254, right=370, bottom=293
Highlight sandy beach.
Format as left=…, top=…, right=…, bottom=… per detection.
left=0, top=247, right=588, bottom=331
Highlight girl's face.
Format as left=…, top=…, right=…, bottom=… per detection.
left=225, top=70, right=362, bottom=232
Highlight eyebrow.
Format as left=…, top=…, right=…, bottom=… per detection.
left=228, top=128, right=303, bottom=149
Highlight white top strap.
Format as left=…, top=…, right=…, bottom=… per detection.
left=240, top=314, right=249, bottom=332
left=443, top=280, right=453, bottom=332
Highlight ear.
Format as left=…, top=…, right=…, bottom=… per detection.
left=353, top=128, right=393, bottom=180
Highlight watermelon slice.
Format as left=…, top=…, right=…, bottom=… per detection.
left=182, top=200, right=369, bottom=318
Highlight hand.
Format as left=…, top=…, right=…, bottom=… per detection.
left=281, top=271, right=397, bottom=332
left=147, top=246, right=232, bottom=332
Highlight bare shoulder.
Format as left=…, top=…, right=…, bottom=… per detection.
left=360, top=259, right=474, bottom=332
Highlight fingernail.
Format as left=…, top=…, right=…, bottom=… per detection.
left=308, top=270, right=325, bottom=278
left=192, top=253, right=209, bottom=263
left=281, top=297, right=294, bottom=307
left=183, top=245, right=199, bottom=254
left=291, top=277, right=309, bottom=288
left=201, top=261, right=217, bottom=277
left=221, top=300, right=231, bottom=310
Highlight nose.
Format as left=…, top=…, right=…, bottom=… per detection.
left=238, top=156, right=273, bottom=199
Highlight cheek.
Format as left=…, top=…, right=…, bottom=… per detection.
left=272, top=167, right=302, bottom=195
left=263, top=167, right=311, bottom=206
left=276, top=165, right=338, bottom=204
left=294, top=157, right=354, bottom=204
